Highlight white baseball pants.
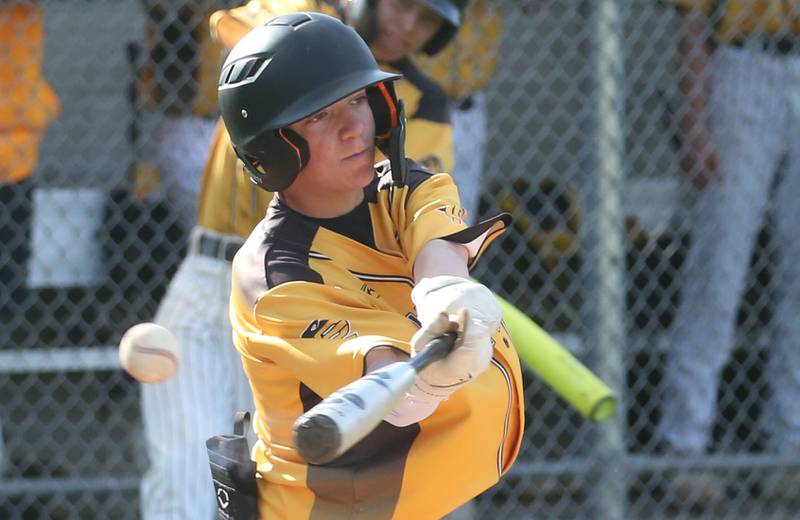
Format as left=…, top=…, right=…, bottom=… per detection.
left=660, top=45, right=800, bottom=453
left=140, top=228, right=253, bottom=520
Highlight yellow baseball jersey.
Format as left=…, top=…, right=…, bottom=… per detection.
left=198, top=0, right=454, bottom=236
left=675, top=0, right=800, bottom=41
left=0, top=2, right=61, bottom=184
left=413, top=0, right=503, bottom=99
left=230, top=160, right=524, bottom=519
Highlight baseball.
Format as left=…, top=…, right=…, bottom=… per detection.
left=119, top=322, right=181, bottom=384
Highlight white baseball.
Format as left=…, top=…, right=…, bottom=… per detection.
left=119, top=322, right=181, bottom=384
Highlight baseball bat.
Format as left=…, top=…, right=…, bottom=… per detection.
left=293, top=331, right=457, bottom=465
left=496, top=295, right=616, bottom=422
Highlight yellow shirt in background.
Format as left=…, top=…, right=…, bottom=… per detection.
left=413, top=0, right=503, bottom=99
left=0, top=2, right=61, bottom=184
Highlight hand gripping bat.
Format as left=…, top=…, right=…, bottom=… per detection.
left=293, top=312, right=464, bottom=465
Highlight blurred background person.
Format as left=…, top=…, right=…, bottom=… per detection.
left=413, top=0, right=500, bottom=224
left=0, top=0, right=61, bottom=474
left=657, top=0, right=800, bottom=499
left=0, top=1, right=61, bottom=343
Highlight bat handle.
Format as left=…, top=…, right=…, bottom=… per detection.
left=408, top=331, right=458, bottom=372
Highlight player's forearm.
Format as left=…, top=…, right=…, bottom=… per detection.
left=413, top=239, right=470, bottom=283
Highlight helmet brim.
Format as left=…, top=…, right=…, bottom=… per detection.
left=266, top=69, right=401, bottom=131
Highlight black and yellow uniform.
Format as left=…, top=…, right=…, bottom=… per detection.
left=198, top=0, right=454, bottom=235
left=230, top=160, right=525, bottom=519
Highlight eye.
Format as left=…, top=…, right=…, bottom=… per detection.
left=396, top=0, right=416, bottom=12
left=307, top=111, right=327, bottom=123
left=420, top=8, right=441, bottom=27
left=350, top=94, right=368, bottom=105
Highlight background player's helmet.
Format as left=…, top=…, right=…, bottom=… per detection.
left=218, top=12, right=403, bottom=191
left=345, top=0, right=467, bottom=56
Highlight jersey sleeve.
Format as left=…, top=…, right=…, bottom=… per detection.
left=395, top=169, right=511, bottom=272
left=390, top=68, right=455, bottom=173
left=232, top=281, right=420, bottom=399
left=403, top=118, right=454, bottom=173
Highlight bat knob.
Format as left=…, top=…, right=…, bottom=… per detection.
left=293, top=413, right=341, bottom=465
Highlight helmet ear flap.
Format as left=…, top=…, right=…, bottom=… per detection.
left=234, top=128, right=310, bottom=191
left=367, top=81, right=406, bottom=186
left=367, top=81, right=399, bottom=140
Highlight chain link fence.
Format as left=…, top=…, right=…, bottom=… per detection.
left=2, top=0, right=799, bottom=518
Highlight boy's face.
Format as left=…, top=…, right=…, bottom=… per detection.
left=287, top=90, right=376, bottom=195
left=370, top=0, right=443, bottom=62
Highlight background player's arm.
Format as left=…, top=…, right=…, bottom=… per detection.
left=210, top=11, right=251, bottom=52
left=675, top=3, right=719, bottom=188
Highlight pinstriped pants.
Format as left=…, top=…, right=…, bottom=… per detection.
left=659, top=45, right=800, bottom=453
left=140, top=231, right=253, bottom=520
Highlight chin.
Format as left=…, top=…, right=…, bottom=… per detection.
left=374, top=42, right=404, bottom=63
left=354, top=162, right=376, bottom=186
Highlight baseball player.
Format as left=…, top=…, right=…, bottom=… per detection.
left=220, top=13, right=524, bottom=518
left=140, top=2, right=467, bottom=519
left=657, top=0, right=800, bottom=500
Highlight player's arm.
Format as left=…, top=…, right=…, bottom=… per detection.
left=235, top=282, right=418, bottom=398
left=363, top=239, right=472, bottom=427
left=674, top=2, right=719, bottom=188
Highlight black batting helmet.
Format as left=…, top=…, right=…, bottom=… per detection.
left=345, top=0, right=467, bottom=56
left=218, top=12, right=406, bottom=191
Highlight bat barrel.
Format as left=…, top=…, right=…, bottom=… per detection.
left=292, top=331, right=458, bottom=465
left=293, top=413, right=341, bottom=465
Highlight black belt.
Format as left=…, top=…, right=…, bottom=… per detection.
left=729, top=35, right=800, bottom=55
left=196, top=233, right=243, bottom=262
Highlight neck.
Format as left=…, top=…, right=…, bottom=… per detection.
left=280, top=187, right=365, bottom=219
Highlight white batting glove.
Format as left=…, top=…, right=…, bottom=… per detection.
left=409, top=276, right=502, bottom=397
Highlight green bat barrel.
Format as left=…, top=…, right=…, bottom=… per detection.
left=496, top=295, right=617, bottom=422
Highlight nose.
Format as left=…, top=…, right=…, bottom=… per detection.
left=398, top=8, right=419, bottom=32
left=340, top=107, right=365, bottom=141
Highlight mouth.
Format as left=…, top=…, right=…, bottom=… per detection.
left=343, top=147, right=371, bottom=161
